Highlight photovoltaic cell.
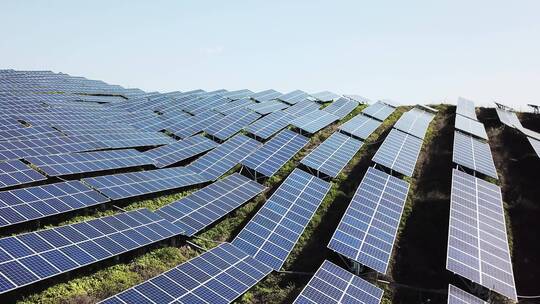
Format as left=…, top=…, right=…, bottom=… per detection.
left=204, top=108, right=261, bottom=141
left=0, top=125, right=62, bottom=141
left=242, top=129, right=309, bottom=178
left=447, top=169, right=516, bottom=301
left=244, top=111, right=296, bottom=140
left=328, top=167, right=409, bottom=274
left=293, top=260, right=383, bottom=304
left=322, top=97, right=359, bottom=119
left=82, top=167, right=207, bottom=200
left=232, top=169, right=331, bottom=270
left=213, top=98, right=255, bottom=115
left=90, top=132, right=175, bottom=149
left=187, top=134, right=262, bottom=181
left=343, top=95, right=371, bottom=104
left=284, top=100, right=321, bottom=118
left=447, top=284, right=486, bottom=304
left=143, top=135, right=218, bottom=168
left=167, top=110, right=224, bottom=139
left=0, top=136, right=105, bottom=161
left=452, top=131, right=498, bottom=179
left=456, top=97, right=478, bottom=121
left=339, top=114, right=382, bottom=140
left=393, top=109, right=434, bottom=139
left=455, top=115, right=488, bottom=140
left=156, top=173, right=266, bottom=236
left=372, top=129, right=423, bottom=177
left=247, top=100, right=289, bottom=115
left=251, top=89, right=282, bottom=102
left=0, top=208, right=181, bottom=294
left=100, top=242, right=272, bottom=304
left=0, top=160, right=46, bottom=189
left=278, top=90, right=311, bottom=105
left=291, top=110, right=339, bottom=134
left=361, top=101, right=395, bottom=121
left=301, top=132, right=363, bottom=178
left=0, top=181, right=109, bottom=228
left=26, top=149, right=154, bottom=176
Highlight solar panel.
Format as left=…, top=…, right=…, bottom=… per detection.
left=447, top=169, right=517, bottom=301
left=83, top=167, right=207, bottom=200
left=0, top=125, right=62, bottom=141
left=156, top=173, right=266, bottom=236
left=244, top=111, right=294, bottom=140
left=167, top=110, right=224, bottom=139
left=301, top=132, right=363, bottom=178
left=284, top=100, right=321, bottom=117
left=26, top=149, right=154, bottom=177
left=448, top=284, right=486, bottom=304
left=372, top=129, right=423, bottom=177
left=343, top=95, right=371, bottom=104
left=143, top=135, right=218, bottom=168
left=250, top=89, right=283, bottom=102
left=242, top=129, right=309, bottom=178
left=0, top=208, right=181, bottom=294
left=220, top=89, right=254, bottom=100
left=328, top=167, right=410, bottom=273
left=452, top=131, right=498, bottom=179
left=380, top=99, right=400, bottom=108
left=247, top=100, right=289, bottom=115
left=232, top=169, right=331, bottom=270
left=455, top=115, right=488, bottom=140
left=291, top=110, right=340, bottom=134
left=361, top=101, right=395, bottom=121
left=495, top=108, right=523, bottom=129
left=278, top=90, right=311, bottom=105
left=456, top=97, right=478, bottom=121
left=293, top=260, right=383, bottom=304
left=183, top=95, right=229, bottom=115
left=0, top=136, right=105, bottom=161
left=0, top=160, right=46, bottom=189
left=311, top=91, right=341, bottom=102
left=100, top=242, right=272, bottom=304
left=393, top=109, right=435, bottom=139
left=339, top=113, right=382, bottom=140
left=322, top=97, right=359, bottom=119
left=187, top=134, right=262, bottom=181
left=204, top=108, right=261, bottom=141
left=0, top=181, right=110, bottom=228
left=528, top=137, right=540, bottom=158
left=213, top=98, right=255, bottom=115
left=91, top=132, right=175, bottom=149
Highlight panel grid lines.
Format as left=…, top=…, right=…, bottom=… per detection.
left=0, top=160, right=46, bottom=189
left=372, top=129, right=423, bottom=177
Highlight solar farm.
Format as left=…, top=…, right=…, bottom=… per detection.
left=0, top=70, right=538, bottom=304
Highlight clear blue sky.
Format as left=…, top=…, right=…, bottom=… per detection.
left=2, top=1, right=539, bottom=109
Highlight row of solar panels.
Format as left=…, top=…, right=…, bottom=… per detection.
left=447, top=98, right=517, bottom=301
left=495, top=105, right=540, bottom=158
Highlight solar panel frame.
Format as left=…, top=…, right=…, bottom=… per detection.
left=328, top=167, right=409, bottom=274
left=204, top=108, right=261, bottom=141
left=452, top=131, right=498, bottom=179
left=291, top=110, right=340, bottom=134
left=372, top=129, right=423, bottom=177
left=361, top=101, right=396, bottom=121
left=455, top=115, right=488, bottom=140
left=447, top=169, right=517, bottom=301
left=301, top=132, right=364, bottom=178
left=143, top=135, right=218, bottom=168
left=339, top=113, right=382, bottom=140
left=0, top=160, right=46, bottom=189
left=293, top=260, right=384, bottom=304
left=447, top=284, right=486, bottom=304
left=322, top=97, right=359, bottom=119
left=232, top=169, right=331, bottom=270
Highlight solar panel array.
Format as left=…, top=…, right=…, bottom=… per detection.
left=242, top=129, right=309, bottom=178
left=0, top=136, right=105, bottom=161
left=83, top=167, right=208, bottom=200
left=322, top=97, right=359, bottom=119
left=187, top=134, right=262, bottom=181
left=291, top=110, right=340, bottom=134
left=204, top=108, right=261, bottom=141
left=447, top=284, right=486, bottom=304
left=232, top=169, right=331, bottom=270
left=167, top=110, right=224, bottom=139
left=456, top=97, right=478, bottom=121
left=100, top=242, right=272, bottom=304
left=339, top=113, right=382, bottom=140
left=361, top=101, right=395, bottom=121
left=455, top=115, right=488, bottom=140
left=294, top=260, right=384, bottom=304
left=301, top=132, right=364, bottom=178
left=372, top=129, right=423, bottom=177
left=447, top=169, right=517, bottom=300
left=0, top=208, right=181, bottom=294
left=328, top=167, right=410, bottom=273
left=0, top=160, right=46, bottom=189
left=156, top=173, right=266, bottom=236
left=393, top=108, right=435, bottom=139
left=452, top=131, right=498, bottom=179
left=143, top=135, right=218, bottom=168
left=244, top=111, right=296, bottom=139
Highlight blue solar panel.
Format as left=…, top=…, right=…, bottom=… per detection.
left=247, top=100, right=289, bottom=114
left=294, top=260, right=383, bottom=304
left=187, top=134, right=262, bottom=181
left=291, top=110, right=339, bottom=134
left=448, top=284, right=486, bottom=304
left=100, top=242, right=272, bottom=304
left=204, top=108, right=261, bottom=141
left=311, top=91, right=341, bottom=102
left=232, top=169, right=331, bottom=270
left=372, top=129, right=423, bottom=177
left=301, top=132, right=363, bottom=178
left=0, top=181, right=110, bottom=228
left=83, top=167, right=207, bottom=200
left=455, top=115, right=488, bottom=140
left=277, top=90, right=311, bottom=105
left=242, top=129, right=309, bottom=178
left=0, top=125, right=62, bottom=141
left=143, top=135, right=218, bottom=168
left=213, top=98, right=255, bottom=115
left=250, top=89, right=282, bottom=102
left=322, top=97, right=359, bottom=119
left=220, top=89, right=254, bottom=100
left=183, top=95, right=229, bottom=115
left=361, top=101, right=395, bottom=121
left=244, top=111, right=296, bottom=140
left=393, top=108, right=435, bottom=139
left=452, top=131, right=498, bottom=179
left=456, top=97, right=478, bottom=121
left=0, top=208, right=181, bottom=294
left=339, top=113, right=382, bottom=140
left=156, top=173, right=266, bottom=236
left=90, top=132, right=175, bottom=149
left=167, top=110, right=224, bottom=139
left=0, top=136, right=105, bottom=161
left=328, top=167, right=410, bottom=273
left=284, top=100, right=321, bottom=118
left=0, top=160, right=46, bottom=189
left=26, top=149, right=154, bottom=176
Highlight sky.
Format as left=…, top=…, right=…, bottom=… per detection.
left=1, top=0, right=540, bottom=109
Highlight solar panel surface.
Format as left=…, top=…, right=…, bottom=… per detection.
left=291, top=110, right=339, bottom=134
left=339, top=114, right=382, bottom=140
left=328, top=167, right=409, bottom=273
left=0, top=160, right=46, bottom=189
left=455, top=115, right=488, bottom=140
left=393, top=109, right=434, bottom=139
left=0, top=136, right=105, bottom=161
left=278, top=90, right=311, bottom=105
left=250, top=89, right=282, bottom=102
left=143, top=135, right=218, bottom=168
left=213, top=98, right=255, bottom=115
left=167, top=110, right=224, bottom=139
left=456, top=97, right=478, bottom=121
left=244, top=111, right=296, bottom=140
left=528, top=137, right=540, bottom=158
left=204, top=108, right=261, bottom=141
left=311, top=91, right=341, bottom=102
left=372, top=129, right=423, bottom=177
left=322, top=97, right=359, bottom=119
left=452, top=131, right=498, bottom=179
left=447, top=284, right=486, bottom=304
left=284, top=100, right=321, bottom=117
left=361, top=101, right=395, bottom=121
left=247, top=100, right=289, bottom=114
